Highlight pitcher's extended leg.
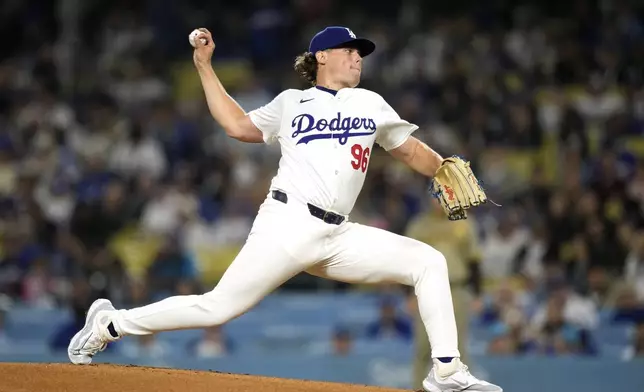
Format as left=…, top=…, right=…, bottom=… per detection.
left=113, top=229, right=310, bottom=336
left=309, top=222, right=459, bottom=358
left=69, top=231, right=306, bottom=365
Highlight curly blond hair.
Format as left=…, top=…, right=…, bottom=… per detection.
left=293, top=52, right=318, bottom=86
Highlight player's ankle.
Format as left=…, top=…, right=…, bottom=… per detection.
left=107, top=322, right=119, bottom=338
left=95, top=311, right=122, bottom=341
left=433, top=357, right=459, bottom=378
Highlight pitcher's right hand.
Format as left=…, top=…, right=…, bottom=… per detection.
left=192, top=28, right=214, bottom=67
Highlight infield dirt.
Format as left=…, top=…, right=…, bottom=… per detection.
left=0, top=363, right=408, bottom=392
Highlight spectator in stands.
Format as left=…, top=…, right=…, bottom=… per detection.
left=306, top=325, right=354, bottom=357
left=625, top=323, right=644, bottom=360
left=625, top=230, right=644, bottom=301
left=533, top=300, right=594, bottom=356
left=583, top=216, right=629, bottom=277
left=66, top=178, right=134, bottom=256
left=146, top=233, right=199, bottom=297
left=625, top=164, right=644, bottom=216
left=612, top=286, right=644, bottom=324
left=543, top=192, right=575, bottom=269
left=585, top=266, right=623, bottom=309
left=479, top=281, right=532, bottom=326
left=34, top=175, right=77, bottom=228
left=122, top=334, right=169, bottom=358
left=0, top=138, right=17, bottom=200
left=502, top=102, right=543, bottom=148
left=21, top=254, right=56, bottom=308
left=530, top=280, right=598, bottom=356
left=530, top=277, right=598, bottom=333
left=0, top=227, right=35, bottom=298
left=573, top=73, right=627, bottom=131
left=109, top=121, right=167, bottom=181
left=557, top=100, right=590, bottom=160
left=108, top=60, right=170, bottom=112
left=148, top=100, right=202, bottom=169
left=332, top=327, right=353, bottom=357
left=140, top=165, right=198, bottom=237
left=74, top=152, right=116, bottom=204
left=187, top=326, right=233, bottom=358
left=486, top=306, right=534, bottom=356
left=365, top=297, right=412, bottom=342
left=480, top=209, right=532, bottom=285
left=0, top=294, right=11, bottom=349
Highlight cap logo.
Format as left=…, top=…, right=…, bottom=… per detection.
left=345, top=28, right=356, bottom=39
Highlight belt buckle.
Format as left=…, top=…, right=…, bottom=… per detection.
left=322, top=211, right=331, bottom=223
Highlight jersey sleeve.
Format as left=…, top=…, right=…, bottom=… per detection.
left=248, top=90, right=289, bottom=145
left=375, top=98, right=419, bottom=151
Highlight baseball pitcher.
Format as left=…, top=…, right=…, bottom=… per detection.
left=68, top=26, right=501, bottom=392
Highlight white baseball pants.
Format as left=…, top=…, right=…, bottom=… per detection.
left=109, top=194, right=460, bottom=358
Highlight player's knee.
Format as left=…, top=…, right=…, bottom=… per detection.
left=197, top=291, right=233, bottom=326
left=429, top=248, right=448, bottom=276
left=413, top=244, right=448, bottom=282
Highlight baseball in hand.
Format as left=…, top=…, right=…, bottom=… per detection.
left=189, top=29, right=207, bottom=47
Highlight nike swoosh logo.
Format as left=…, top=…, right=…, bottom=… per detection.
left=300, top=98, right=314, bottom=103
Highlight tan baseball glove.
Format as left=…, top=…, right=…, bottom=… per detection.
left=430, top=156, right=491, bottom=220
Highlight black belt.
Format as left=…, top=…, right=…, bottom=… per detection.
left=271, top=190, right=345, bottom=225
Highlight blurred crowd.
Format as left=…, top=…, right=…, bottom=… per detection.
left=1, top=0, right=644, bottom=360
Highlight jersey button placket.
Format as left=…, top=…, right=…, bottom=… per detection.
left=330, top=100, right=341, bottom=206
left=332, top=132, right=340, bottom=177
left=334, top=139, right=339, bottom=175
left=331, top=98, right=340, bottom=177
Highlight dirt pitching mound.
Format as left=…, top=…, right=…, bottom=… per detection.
left=1, top=363, right=408, bottom=392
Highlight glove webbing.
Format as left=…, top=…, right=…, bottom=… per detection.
left=450, top=163, right=502, bottom=208
left=450, top=160, right=485, bottom=206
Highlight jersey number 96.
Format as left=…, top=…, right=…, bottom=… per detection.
left=350, top=144, right=370, bottom=173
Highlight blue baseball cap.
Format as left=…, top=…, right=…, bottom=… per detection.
left=308, top=26, right=375, bottom=57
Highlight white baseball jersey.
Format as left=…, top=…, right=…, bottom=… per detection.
left=248, top=86, right=418, bottom=215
